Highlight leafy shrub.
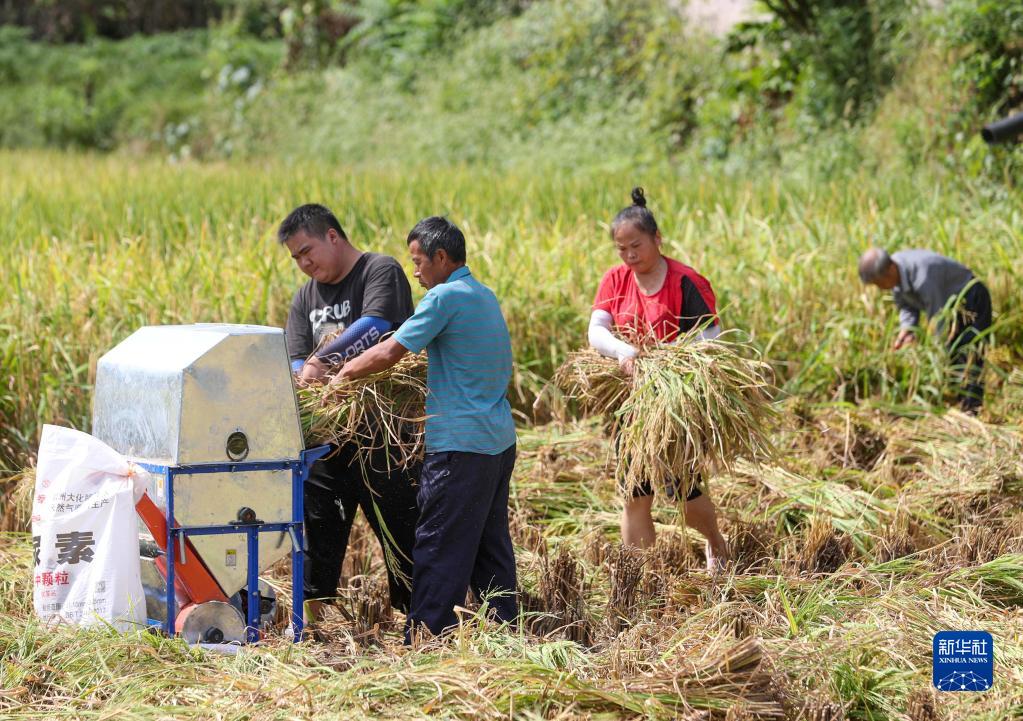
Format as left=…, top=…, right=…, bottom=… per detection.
left=274, top=0, right=528, bottom=72
left=1, top=1, right=218, bottom=42
left=926, top=2, right=1023, bottom=181
left=937, top=1, right=1023, bottom=119
left=220, top=0, right=719, bottom=167
left=719, top=0, right=914, bottom=137
left=0, top=30, right=211, bottom=150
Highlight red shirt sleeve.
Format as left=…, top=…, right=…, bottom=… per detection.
left=592, top=267, right=620, bottom=313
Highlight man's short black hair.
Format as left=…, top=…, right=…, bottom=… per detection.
left=278, top=204, right=347, bottom=244
left=406, top=216, right=466, bottom=264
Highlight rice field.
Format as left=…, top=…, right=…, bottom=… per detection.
left=1, top=149, right=1023, bottom=718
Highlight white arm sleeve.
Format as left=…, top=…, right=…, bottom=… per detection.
left=588, top=310, right=638, bottom=361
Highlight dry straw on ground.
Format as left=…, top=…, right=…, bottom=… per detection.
left=552, top=331, right=777, bottom=498
left=2, top=412, right=1023, bottom=719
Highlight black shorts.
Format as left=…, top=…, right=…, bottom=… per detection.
left=624, top=473, right=703, bottom=502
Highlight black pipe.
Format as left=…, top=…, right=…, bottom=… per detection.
left=982, top=111, right=1023, bottom=144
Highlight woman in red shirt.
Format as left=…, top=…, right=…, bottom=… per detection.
left=589, top=187, right=729, bottom=570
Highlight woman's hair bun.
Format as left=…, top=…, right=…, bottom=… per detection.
left=610, top=186, right=658, bottom=239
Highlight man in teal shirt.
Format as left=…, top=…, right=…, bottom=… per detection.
left=337, top=216, right=517, bottom=640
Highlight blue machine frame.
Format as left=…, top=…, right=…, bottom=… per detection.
left=138, top=445, right=330, bottom=643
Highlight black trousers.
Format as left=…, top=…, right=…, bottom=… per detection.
left=948, top=282, right=993, bottom=411
left=304, top=443, right=419, bottom=613
left=405, top=444, right=518, bottom=641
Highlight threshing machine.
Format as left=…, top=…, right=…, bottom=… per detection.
left=91, top=324, right=328, bottom=643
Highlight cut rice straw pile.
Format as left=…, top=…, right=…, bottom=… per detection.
left=296, top=353, right=428, bottom=470
left=552, top=330, right=777, bottom=498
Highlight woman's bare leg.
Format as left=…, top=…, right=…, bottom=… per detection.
left=682, top=494, right=729, bottom=570
left=621, top=494, right=656, bottom=549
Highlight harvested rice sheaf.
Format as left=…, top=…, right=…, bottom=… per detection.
left=296, top=353, right=429, bottom=471
left=606, top=544, right=645, bottom=633
left=529, top=545, right=591, bottom=643
left=796, top=515, right=853, bottom=574
left=553, top=332, right=778, bottom=498
left=0, top=468, right=34, bottom=533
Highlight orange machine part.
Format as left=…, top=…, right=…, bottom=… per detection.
left=136, top=493, right=229, bottom=604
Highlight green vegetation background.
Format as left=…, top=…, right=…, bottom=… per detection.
left=2, top=0, right=1023, bottom=471
left=2, top=0, right=1022, bottom=171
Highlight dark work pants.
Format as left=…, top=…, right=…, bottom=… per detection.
left=405, top=444, right=518, bottom=641
left=948, top=282, right=993, bottom=411
left=304, top=443, right=419, bottom=613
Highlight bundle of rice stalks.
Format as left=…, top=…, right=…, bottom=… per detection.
left=797, top=696, right=846, bottom=721
left=795, top=516, right=853, bottom=575
left=531, top=545, right=590, bottom=643
left=943, top=554, right=1023, bottom=606
left=904, top=688, right=941, bottom=721
left=658, top=636, right=781, bottom=714
left=606, top=544, right=645, bottom=634
left=728, top=519, right=774, bottom=574
left=340, top=575, right=394, bottom=643
left=873, top=515, right=920, bottom=563
left=0, top=468, right=34, bottom=533
left=297, top=353, right=428, bottom=470
left=743, top=462, right=901, bottom=546
left=553, top=332, right=777, bottom=498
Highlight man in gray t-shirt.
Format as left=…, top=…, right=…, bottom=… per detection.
left=858, top=247, right=992, bottom=411
left=279, top=203, right=419, bottom=625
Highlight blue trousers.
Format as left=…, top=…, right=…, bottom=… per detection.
left=405, top=444, right=518, bottom=640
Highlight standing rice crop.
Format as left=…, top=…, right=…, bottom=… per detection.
left=553, top=331, right=777, bottom=498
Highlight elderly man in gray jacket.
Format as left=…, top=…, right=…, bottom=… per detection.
left=858, top=247, right=992, bottom=411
